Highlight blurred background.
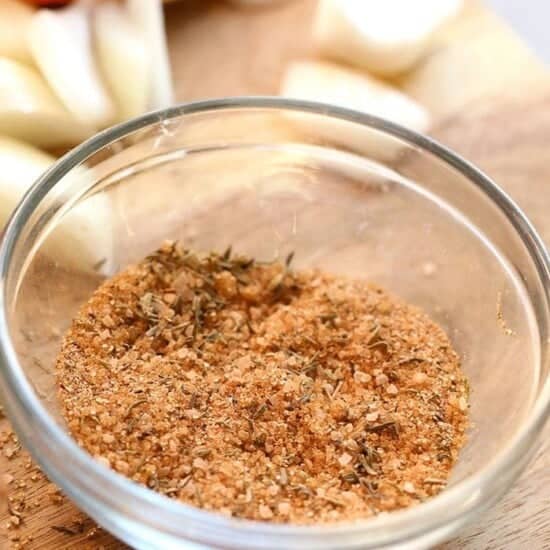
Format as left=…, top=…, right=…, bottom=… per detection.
left=488, top=0, right=549, bottom=62
left=1, top=1, right=549, bottom=549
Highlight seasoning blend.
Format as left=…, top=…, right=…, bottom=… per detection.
left=56, top=241, right=469, bottom=523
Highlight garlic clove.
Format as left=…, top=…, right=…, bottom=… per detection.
left=281, top=60, right=430, bottom=132
left=0, top=0, right=35, bottom=64
left=0, top=135, right=114, bottom=275
left=0, top=57, right=93, bottom=148
left=313, top=0, right=463, bottom=77
left=94, top=1, right=150, bottom=122
left=0, top=135, right=55, bottom=227
left=27, top=1, right=115, bottom=128
left=126, top=0, right=174, bottom=111
left=399, top=5, right=549, bottom=117
left=280, top=60, right=430, bottom=162
left=45, top=172, right=115, bottom=276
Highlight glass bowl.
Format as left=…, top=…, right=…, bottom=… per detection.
left=0, top=98, right=549, bottom=549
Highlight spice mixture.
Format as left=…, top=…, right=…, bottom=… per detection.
left=56, top=241, right=469, bottom=523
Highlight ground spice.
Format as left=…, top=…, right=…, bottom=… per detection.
left=56, top=241, right=469, bottom=523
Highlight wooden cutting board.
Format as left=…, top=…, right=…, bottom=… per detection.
left=1, top=1, right=549, bottom=548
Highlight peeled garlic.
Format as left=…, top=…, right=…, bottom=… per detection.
left=45, top=171, right=115, bottom=275
left=280, top=60, right=430, bottom=162
left=0, top=57, right=93, bottom=148
left=0, top=136, right=114, bottom=275
left=0, top=136, right=54, bottom=227
left=126, top=0, right=174, bottom=110
left=313, top=0, right=463, bottom=76
left=281, top=60, right=430, bottom=132
left=399, top=4, right=549, bottom=117
left=28, top=1, right=115, bottom=128
left=0, top=0, right=35, bottom=64
left=94, top=1, right=150, bottom=122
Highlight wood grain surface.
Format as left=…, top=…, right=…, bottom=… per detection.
left=1, top=1, right=549, bottom=548
left=432, top=94, right=550, bottom=550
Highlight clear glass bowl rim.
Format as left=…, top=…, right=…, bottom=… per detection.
left=0, top=97, right=549, bottom=548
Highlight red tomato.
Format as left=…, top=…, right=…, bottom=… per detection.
left=25, top=1, right=73, bottom=5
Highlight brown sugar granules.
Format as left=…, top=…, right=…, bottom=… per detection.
left=56, top=241, right=469, bottom=524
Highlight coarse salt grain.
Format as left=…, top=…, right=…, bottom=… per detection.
left=338, top=452, right=353, bottom=466
left=278, top=502, right=291, bottom=516
left=389, top=458, right=402, bottom=469
left=192, top=458, right=208, bottom=471
left=2, top=474, right=13, bottom=485
left=353, top=371, right=371, bottom=384
left=422, top=262, right=437, bottom=277
left=102, top=433, right=115, bottom=444
left=95, top=456, right=110, bottom=468
left=259, top=504, right=273, bottom=519
left=411, top=372, right=428, bottom=386
left=115, top=460, right=129, bottom=475
left=184, top=409, right=202, bottom=420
